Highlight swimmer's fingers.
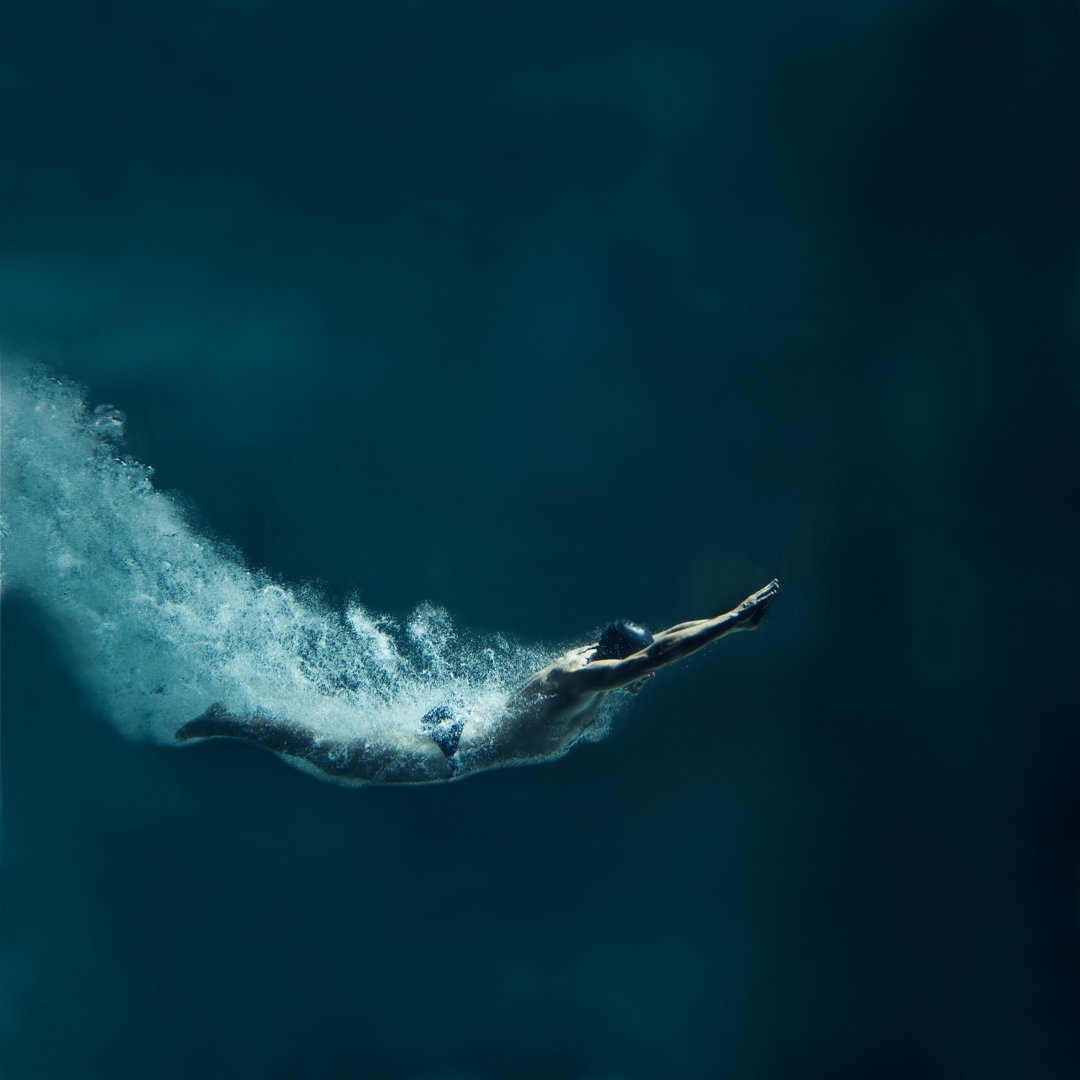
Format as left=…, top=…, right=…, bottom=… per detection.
left=752, top=578, right=780, bottom=603
left=732, top=579, right=780, bottom=629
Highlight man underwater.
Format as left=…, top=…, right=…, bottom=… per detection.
left=176, top=579, right=779, bottom=784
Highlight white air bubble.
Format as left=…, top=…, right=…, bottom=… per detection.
left=91, top=403, right=127, bottom=438
left=1, top=369, right=556, bottom=763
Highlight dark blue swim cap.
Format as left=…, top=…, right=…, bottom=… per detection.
left=593, top=620, right=654, bottom=661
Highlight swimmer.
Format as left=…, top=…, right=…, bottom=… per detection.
left=175, top=578, right=779, bottom=785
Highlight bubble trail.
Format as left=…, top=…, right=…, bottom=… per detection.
left=0, top=368, right=556, bottom=780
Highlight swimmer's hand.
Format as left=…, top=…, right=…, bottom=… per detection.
left=731, top=578, right=780, bottom=630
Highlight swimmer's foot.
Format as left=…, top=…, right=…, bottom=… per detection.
left=176, top=706, right=321, bottom=763
left=175, top=703, right=253, bottom=742
left=732, top=579, right=780, bottom=630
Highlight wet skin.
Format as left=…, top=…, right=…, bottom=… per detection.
left=176, top=579, right=780, bottom=784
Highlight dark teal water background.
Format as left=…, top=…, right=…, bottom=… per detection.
left=2, top=2, right=1079, bottom=1077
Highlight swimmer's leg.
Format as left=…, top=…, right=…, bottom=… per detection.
left=176, top=704, right=366, bottom=778
left=177, top=703, right=453, bottom=784
left=177, top=704, right=316, bottom=756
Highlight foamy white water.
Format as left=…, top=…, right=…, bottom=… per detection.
left=0, top=368, right=557, bottom=769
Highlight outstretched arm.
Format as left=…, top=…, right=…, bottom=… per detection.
left=575, top=579, right=779, bottom=692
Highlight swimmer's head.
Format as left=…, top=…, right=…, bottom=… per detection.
left=592, top=620, right=654, bottom=662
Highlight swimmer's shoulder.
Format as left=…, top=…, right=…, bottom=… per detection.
left=509, top=647, right=591, bottom=706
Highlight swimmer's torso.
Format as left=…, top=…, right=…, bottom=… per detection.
left=459, top=645, right=606, bottom=764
